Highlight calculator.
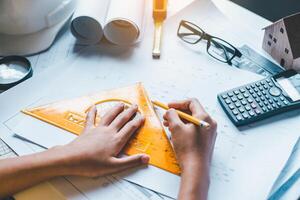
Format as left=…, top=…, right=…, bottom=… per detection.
left=218, top=70, right=300, bottom=126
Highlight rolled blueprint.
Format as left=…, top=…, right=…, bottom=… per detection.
left=71, top=0, right=146, bottom=46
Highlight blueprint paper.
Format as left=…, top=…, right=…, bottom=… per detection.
left=2, top=0, right=300, bottom=199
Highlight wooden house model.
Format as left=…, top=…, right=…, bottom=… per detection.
left=262, top=12, right=300, bottom=70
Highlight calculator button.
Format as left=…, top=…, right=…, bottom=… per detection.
left=222, top=94, right=228, bottom=99
left=254, top=88, right=258, bottom=92
left=277, top=102, right=281, bottom=107
left=245, top=105, right=251, bottom=111
left=259, top=102, right=264, bottom=107
left=251, top=103, right=257, bottom=109
left=231, top=97, right=238, bottom=102
left=236, top=115, right=243, bottom=121
left=239, top=107, right=245, bottom=113
left=247, top=98, right=254, bottom=103
left=228, top=92, right=234, bottom=97
left=251, top=84, right=256, bottom=88
left=255, top=83, right=260, bottom=87
left=259, top=86, right=264, bottom=90
left=257, top=92, right=262, bottom=97
left=228, top=104, right=235, bottom=109
left=252, top=93, right=257, bottom=98
left=269, top=87, right=282, bottom=97
left=232, top=109, right=239, bottom=115
left=260, top=96, right=265, bottom=101
left=235, top=102, right=242, bottom=107
left=241, top=100, right=247, bottom=105
left=283, top=100, right=289, bottom=105
left=242, top=113, right=249, bottom=119
left=225, top=99, right=231, bottom=104
left=262, top=107, right=267, bottom=112
left=255, top=98, right=260, bottom=102
left=264, top=100, right=269, bottom=105
left=246, top=86, right=251, bottom=90
left=266, top=79, right=271, bottom=83
left=255, top=109, right=261, bottom=114
left=263, top=85, right=268, bottom=89
left=260, top=81, right=265, bottom=85
left=268, top=99, right=273, bottom=104
left=280, top=96, right=285, bottom=101
left=249, top=111, right=255, bottom=116
left=262, top=91, right=266, bottom=95
left=267, top=105, right=272, bottom=110
left=249, top=89, right=254, bottom=94
left=234, top=90, right=240, bottom=95
left=240, top=88, right=246, bottom=93
left=237, top=94, right=243, bottom=100
left=269, top=82, right=274, bottom=87
left=273, top=98, right=278, bottom=102
left=272, top=103, right=277, bottom=108
left=243, top=93, right=250, bottom=98
left=266, top=95, right=270, bottom=99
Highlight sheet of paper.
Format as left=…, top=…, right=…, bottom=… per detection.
left=2, top=0, right=300, bottom=199
left=269, top=137, right=300, bottom=199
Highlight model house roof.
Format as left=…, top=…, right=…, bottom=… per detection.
left=264, top=12, right=300, bottom=59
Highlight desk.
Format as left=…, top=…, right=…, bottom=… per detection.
left=0, top=0, right=298, bottom=199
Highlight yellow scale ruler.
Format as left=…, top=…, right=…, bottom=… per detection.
left=22, top=83, right=181, bottom=175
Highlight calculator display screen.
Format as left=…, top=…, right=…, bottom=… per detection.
left=277, top=74, right=300, bottom=101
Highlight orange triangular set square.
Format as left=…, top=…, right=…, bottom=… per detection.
left=22, top=83, right=180, bottom=175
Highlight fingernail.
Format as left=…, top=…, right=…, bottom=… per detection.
left=141, top=155, right=150, bottom=164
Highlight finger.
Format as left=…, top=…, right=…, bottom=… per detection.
left=110, top=104, right=138, bottom=130
left=99, top=103, right=125, bottom=126
left=111, top=154, right=150, bottom=172
left=117, top=116, right=145, bottom=147
left=169, top=99, right=209, bottom=120
left=165, top=109, right=185, bottom=132
left=163, top=120, right=169, bottom=127
left=83, top=106, right=97, bottom=132
left=168, top=100, right=191, bottom=111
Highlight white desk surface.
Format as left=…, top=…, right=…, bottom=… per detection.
left=0, top=0, right=298, bottom=199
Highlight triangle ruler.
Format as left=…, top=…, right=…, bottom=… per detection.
left=22, top=83, right=181, bottom=175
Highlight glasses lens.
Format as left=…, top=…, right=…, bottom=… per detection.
left=207, top=38, right=236, bottom=62
left=178, top=21, right=203, bottom=44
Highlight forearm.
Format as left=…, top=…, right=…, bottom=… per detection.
left=0, top=147, right=70, bottom=198
left=178, top=160, right=210, bottom=200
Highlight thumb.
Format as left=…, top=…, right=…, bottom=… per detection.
left=111, top=154, right=150, bottom=171
left=83, top=105, right=97, bottom=132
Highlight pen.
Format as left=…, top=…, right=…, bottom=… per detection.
left=152, top=0, right=167, bottom=59
left=152, top=100, right=211, bottom=128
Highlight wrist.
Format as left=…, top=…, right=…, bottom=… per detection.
left=41, top=145, right=77, bottom=176
left=179, top=153, right=210, bottom=172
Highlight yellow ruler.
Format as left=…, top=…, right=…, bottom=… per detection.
left=152, top=0, right=167, bottom=58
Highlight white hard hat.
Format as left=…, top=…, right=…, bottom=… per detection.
left=0, top=0, right=77, bottom=56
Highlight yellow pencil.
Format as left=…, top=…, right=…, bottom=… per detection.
left=152, top=100, right=210, bottom=128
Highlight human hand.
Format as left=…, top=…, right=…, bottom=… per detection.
left=163, top=98, right=217, bottom=170
left=61, top=103, right=150, bottom=178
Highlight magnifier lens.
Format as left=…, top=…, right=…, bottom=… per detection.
left=0, top=60, right=29, bottom=84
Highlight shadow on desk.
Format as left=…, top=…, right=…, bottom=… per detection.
left=239, top=109, right=300, bottom=132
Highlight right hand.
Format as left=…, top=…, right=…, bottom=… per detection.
left=163, top=98, right=217, bottom=170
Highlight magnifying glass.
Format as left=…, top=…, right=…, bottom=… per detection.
left=0, top=56, right=33, bottom=91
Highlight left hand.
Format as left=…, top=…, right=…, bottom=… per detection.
left=60, top=103, right=150, bottom=177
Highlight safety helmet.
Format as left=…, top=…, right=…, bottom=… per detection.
left=0, top=0, right=76, bottom=56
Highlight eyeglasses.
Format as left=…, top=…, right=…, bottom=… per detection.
left=177, top=20, right=242, bottom=65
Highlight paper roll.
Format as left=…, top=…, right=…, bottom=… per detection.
left=71, top=0, right=145, bottom=46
